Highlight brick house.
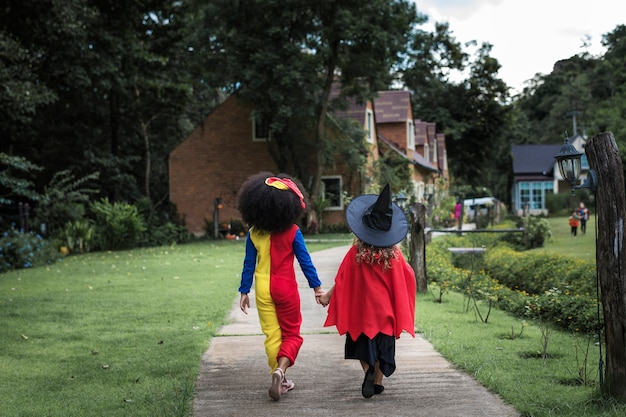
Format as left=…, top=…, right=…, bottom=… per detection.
left=169, top=91, right=448, bottom=236
left=373, top=90, right=447, bottom=202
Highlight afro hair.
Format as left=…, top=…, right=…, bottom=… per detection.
left=237, top=172, right=309, bottom=233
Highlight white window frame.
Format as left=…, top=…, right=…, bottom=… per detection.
left=407, top=119, right=415, bottom=150
left=365, top=109, right=374, bottom=144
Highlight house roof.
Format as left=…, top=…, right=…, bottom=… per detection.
left=410, top=149, right=439, bottom=172
left=329, top=83, right=368, bottom=124
left=373, top=90, right=411, bottom=124
left=512, top=144, right=562, bottom=176
left=378, top=135, right=438, bottom=172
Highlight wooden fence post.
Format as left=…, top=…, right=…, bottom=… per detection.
left=409, top=203, right=427, bottom=293
left=585, top=131, right=626, bottom=400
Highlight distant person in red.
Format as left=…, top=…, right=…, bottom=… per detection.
left=318, top=184, right=416, bottom=398
left=569, top=210, right=581, bottom=237
left=455, top=200, right=462, bottom=229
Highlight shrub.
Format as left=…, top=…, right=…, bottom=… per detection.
left=483, top=246, right=596, bottom=295
left=0, top=225, right=60, bottom=272
left=32, top=170, right=99, bottom=236
left=135, top=198, right=191, bottom=247
left=57, top=219, right=95, bottom=253
left=90, top=198, right=146, bottom=251
left=426, top=235, right=599, bottom=334
left=501, top=215, right=551, bottom=249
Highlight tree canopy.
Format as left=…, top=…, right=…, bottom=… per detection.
left=2, top=0, right=626, bottom=223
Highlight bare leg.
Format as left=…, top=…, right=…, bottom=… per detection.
left=360, top=360, right=376, bottom=398
left=374, top=362, right=384, bottom=386
left=269, top=357, right=292, bottom=401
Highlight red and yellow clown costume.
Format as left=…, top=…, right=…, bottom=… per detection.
left=239, top=224, right=321, bottom=371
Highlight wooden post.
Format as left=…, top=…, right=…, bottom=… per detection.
left=409, top=203, right=428, bottom=293
left=585, top=131, right=626, bottom=400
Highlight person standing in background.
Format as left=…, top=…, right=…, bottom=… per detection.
left=578, top=202, right=589, bottom=234
left=569, top=210, right=581, bottom=237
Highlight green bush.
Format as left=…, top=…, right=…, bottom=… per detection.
left=501, top=215, right=551, bottom=249
left=142, top=221, right=191, bottom=247
left=135, top=198, right=191, bottom=246
left=90, top=198, right=146, bottom=250
left=0, top=225, right=60, bottom=272
left=58, top=219, right=95, bottom=253
left=483, top=246, right=596, bottom=295
left=427, top=235, right=600, bottom=334
left=33, top=170, right=99, bottom=236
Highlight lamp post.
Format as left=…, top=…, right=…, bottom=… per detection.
left=394, top=191, right=408, bottom=211
left=554, top=136, right=597, bottom=195
left=213, top=197, right=223, bottom=239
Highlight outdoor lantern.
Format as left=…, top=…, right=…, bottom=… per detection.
left=394, top=191, right=408, bottom=210
left=555, top=137, right=583, bottom=192
left=554, top=136, right=597, bottom=195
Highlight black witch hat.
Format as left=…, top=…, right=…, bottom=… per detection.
left=345, top=184, right=408, bottom=247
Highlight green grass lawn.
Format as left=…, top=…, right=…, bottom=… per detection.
left=0, top=236, right=353, bottom=417
left=1, top=224, right=623, bottom=417
left=531, top=216, right=597, bottom=263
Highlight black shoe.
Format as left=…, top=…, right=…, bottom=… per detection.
left=374, top=384, right=384, bottom=394
left=362, top=367, right=375, bottom=398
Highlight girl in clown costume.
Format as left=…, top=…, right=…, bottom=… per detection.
left=237, top=172, right=323, bottom=401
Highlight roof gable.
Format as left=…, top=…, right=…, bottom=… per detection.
left=373, top=90, right=411, bottom=123
left=512, top=144, right=562, bottom=175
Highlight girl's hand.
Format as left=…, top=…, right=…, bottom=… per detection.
left=240, top=293, right=250, bottom=314
left=318, top=291, right=330, bottom=307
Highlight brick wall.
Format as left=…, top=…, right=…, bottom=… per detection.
left=169, top=96, right=278, bottom=235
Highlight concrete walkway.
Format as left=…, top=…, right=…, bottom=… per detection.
left=193, top=245, right=519, bottom=417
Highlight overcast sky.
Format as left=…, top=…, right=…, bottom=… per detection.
left=414, top=0, right=624, bottom=94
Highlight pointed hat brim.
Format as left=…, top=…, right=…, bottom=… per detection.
left=346, top=194, right=408, bottom=247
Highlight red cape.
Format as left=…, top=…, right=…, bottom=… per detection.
left=324, top=245, right=416, bottom=341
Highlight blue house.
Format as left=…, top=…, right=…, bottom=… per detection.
left=511, top=134, right=588, bottom=215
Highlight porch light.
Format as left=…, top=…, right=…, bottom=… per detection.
left=394, top=191, right=408, bottom=210
left=554, top=135, right=597, bottom=195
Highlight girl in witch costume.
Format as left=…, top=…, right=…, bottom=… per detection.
left=318, top=184, right=416, bottom=398
left=237, top=172, right=324, bottom=401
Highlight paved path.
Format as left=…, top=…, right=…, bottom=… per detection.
left=193, top=245, right=519, bottom=417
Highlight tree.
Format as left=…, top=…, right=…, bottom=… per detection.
left=202, top=0, right=425, bottom=205
left=0, top=153, right=42, bottom=205
left=0, top=0, right=207, bottom=210
left=405, top=35, right=511, bottom=202
left=586, top=132, right=626, bottom=400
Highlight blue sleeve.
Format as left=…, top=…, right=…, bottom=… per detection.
left=293, top=228, right=322, bottom=288
left=238, top=233, right=256, bottom=293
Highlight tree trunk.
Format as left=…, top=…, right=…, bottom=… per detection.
left=409, top=203, right=427, bottom=293
left=140, top=119, right=151, bottom=200
left=585, top=131, right=626, bottom=400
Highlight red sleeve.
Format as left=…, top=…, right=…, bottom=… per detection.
left=324, top=246, right=416, bottom=340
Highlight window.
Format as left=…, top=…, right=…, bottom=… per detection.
left=407, top=120, right=415, bottom=150
left=365, top=110, right=374, bottom=143
left=518, top=181, right=554, bottom=210
left=252, top=116, right=269, bottom=141
left=581, top=154, right=589, bottom=170
left=320, top=176, right=343, bottom=210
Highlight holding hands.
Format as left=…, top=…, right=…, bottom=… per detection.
left=315, top=286, right=333, bottom=307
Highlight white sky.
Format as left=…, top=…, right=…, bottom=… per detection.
left=415, top=0, right=625, bottom=94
